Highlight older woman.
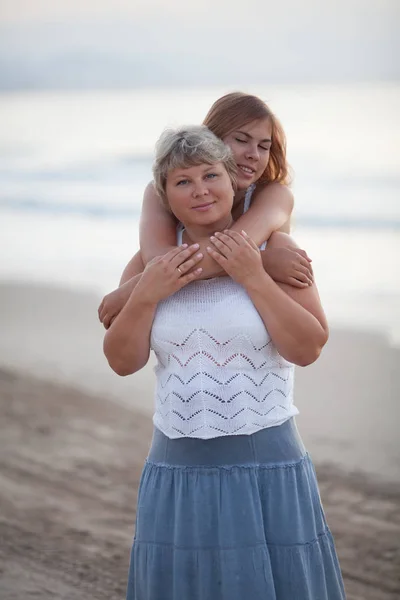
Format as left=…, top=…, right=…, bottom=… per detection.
left=103, top=126, right=345, bottom=600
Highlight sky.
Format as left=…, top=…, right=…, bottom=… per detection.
left=0, top=0, right=398, bottom=88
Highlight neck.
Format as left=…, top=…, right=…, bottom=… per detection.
left=182, top=214, right=234, bottom=245
left=234, top=188, right=247, bottom=203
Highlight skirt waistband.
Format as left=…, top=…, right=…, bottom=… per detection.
left=147, top=418, right=306, bottom=467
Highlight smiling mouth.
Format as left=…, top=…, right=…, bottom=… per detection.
left=192, top=201, right=215, bottom=211
left=238, top=165, right=256, bottom=176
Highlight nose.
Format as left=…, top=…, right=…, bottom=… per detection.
left=245, top=143, right=259, bottom=161
left=192, top=180, right=209, bottom=198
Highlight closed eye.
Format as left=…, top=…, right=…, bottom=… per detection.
left=235, top=138, right=247, bottom=144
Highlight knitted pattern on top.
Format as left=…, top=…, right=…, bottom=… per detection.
left=150, top=185, right=298, bottom=439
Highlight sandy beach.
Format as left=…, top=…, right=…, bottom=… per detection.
left=0, top=281, right=399, bottom=599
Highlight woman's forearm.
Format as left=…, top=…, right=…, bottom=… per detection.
left=245, top=272, right=328, bottom=366
left=195, top=185, right=294, bottom=279
left=140, top=182, right=178, bottom=264
left=231, top=183, right=294, bottom=246
left=103, top=285, right=157, bottom=376
left=119, top=252, right=144, bottom=286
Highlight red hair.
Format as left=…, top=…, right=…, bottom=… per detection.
left=203, top=92, right=290, bottom=185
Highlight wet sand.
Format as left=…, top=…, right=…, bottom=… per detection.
left=0, top=369, right=399, bottom=600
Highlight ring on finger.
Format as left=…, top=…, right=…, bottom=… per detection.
left=177, top=266, right=183, bottom=275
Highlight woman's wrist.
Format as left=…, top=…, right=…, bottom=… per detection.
left=126, top=280, right=159, bottom=312
left=261, top=248, right=275, bottom=277
left=140, top=244, right=177, bottom=265
left=243, top=268, right=274, bottom=294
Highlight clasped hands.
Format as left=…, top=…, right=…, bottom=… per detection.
left=98, top=230, right=313, bottom=329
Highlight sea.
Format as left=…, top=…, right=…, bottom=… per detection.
left=1, top=83, right=399, bottom=344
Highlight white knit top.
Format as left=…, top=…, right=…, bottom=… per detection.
left=150, top=186, right=298, bottom=439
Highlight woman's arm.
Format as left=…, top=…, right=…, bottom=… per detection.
left=200, top=182, right=305, bottom=281
left=195, top=183, right=294, bottom=279
left=139, top=182, right=178, bottom=263
left=99, top=244, right=203, bottom=330
left=207, top=230, right=328, bottom=367
left=233, top=184, right=313, bottom=287
left=103, top=246, right=204, bottom=376
left=231, top=182, right=294, bottom=244
left=103, top=289, right=157, bottom=377
left=119, top=251, right=144, bottom=286
left=97, top=253, right=144, bottom=330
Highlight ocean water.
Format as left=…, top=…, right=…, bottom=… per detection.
left=1, top=84, right=399, bottom=343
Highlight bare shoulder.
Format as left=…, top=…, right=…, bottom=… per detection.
left=252, top=182, right=294, bottom=206
left=268, top=231, right=299, bottom=248
left=143, top=180, right=158, bottom=199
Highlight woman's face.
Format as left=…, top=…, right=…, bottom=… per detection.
left=165, top=162, right=234, bottom=228
left=223, top=118, right=272, bottom=190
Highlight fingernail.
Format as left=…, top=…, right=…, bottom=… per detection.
left=196, top=253, right=203, bottom=259
left=196, top=267, right=203, bottom=273
left=191, top=243, right=199, bottom=249
left=181, top=243, right=188, bottom=248
left=206, top=246, right=212, bottom=251
left=210, top=236, right=216, bottom=241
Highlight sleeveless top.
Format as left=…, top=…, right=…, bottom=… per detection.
left=150, top=185, right=298, bottom=439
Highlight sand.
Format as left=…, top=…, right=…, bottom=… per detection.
left=0, top=281, right=399, bottom=599
left=0, top=369, right=399, bottom=600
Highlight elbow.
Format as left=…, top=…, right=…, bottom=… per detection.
left=108, top=361, right=136, bottom=377
left=291, top=328, right=329, bottom=367
left=104, top=350, right=136, bottom=377
left=107, top=358, right=136, bottom=377
left=103, top=334, right=137, bottom=377
left=295, top=346, right=323, bottom=367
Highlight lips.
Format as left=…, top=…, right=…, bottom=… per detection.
left=192, top=201, right=215, bottom=211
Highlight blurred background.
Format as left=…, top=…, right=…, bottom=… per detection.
left=1, top=0, right=399, bottom=336
left=0, top=2, right=399, bottom=598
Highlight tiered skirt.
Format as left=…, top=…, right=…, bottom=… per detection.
left=127, top=418, right=345, bottom=599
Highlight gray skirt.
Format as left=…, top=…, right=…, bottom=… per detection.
left=127, top=418, right=345, bottom=599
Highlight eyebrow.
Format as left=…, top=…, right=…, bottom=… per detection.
left=170, top=165, right=218, bottom=179
left=235, top=131, right=272, bottom=144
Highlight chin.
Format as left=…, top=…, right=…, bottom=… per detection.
left=194, top=213, right=220, bottom=225
left=237, top=177, right=256, bottom=191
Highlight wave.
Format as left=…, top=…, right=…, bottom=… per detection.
left=0, top=197, right=141, bottom=218
left=0, top=153, right=153, bottom=183
left=1, top=196, right=400, bottom=230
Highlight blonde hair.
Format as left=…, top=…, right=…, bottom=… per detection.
left=153, top=125, right=237, bottom=205
left=203, top=92, right=290, bottom=185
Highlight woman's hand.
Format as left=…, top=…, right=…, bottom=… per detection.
left=262, top=246, right=313, bottom=288
left=99, top=280, right=134, bottom=330
left=206, top=230, right=264, bottom=286
left=135, top=243, right=203, bottom=305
